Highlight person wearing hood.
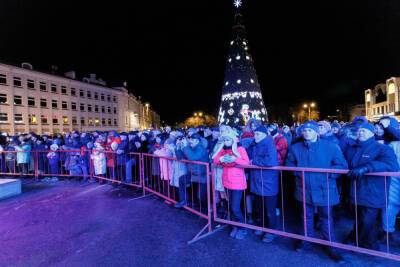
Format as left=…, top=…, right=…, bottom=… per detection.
left=213, top=129, right=250, bottom=240
left=378, top=116, right=400, bottom=142
left=14, top=136, right=31, bottom=175
left=33, top=137, right=47, bottom=174
left=331, top=122, right=341, bottom=137
left=267, top=123, right=288, bottom=166
left=344, top=122, right=399, bottom=250
left=281, top=125, right=293, bottom=147
left=318, top=121, right=339, bottom=146
left=285, top=120, right=348, bottom=263
left=125, top=132, right=139, bottom=183
left=175, top=133, right=209, bottom=207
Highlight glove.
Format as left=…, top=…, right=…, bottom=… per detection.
left=348, top=166, right=370, bottom=180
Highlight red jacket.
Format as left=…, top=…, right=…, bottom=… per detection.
left=213, top=146, right=250, bottom=190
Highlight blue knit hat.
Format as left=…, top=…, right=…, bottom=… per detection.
left=359, top=122, right=375, bottom=133
left=331, top=122, right=341, bottom=129
left=254, top=125, right=269, bottom=135
left=300, top=120, right=319, bottom=133
left=380, top=116, right=399, bottom=129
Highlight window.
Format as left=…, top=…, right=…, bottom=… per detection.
left=113, top=107, right=117, bottom=114
left=61, top=86, right=67, bottom=94
left=14, top=114, right=23, bottom=123
left=71, top=88, right=76, bottom=96
left=87, top=91, right=92, bottom=98
left=28, top=97, right=35, bottom=107
left=101, top=106, right=105, bottom=113
left=0, top=113, right=8, bottom=123
left=72, top=116, right=77, bottom=125
left=95, top=105, right=99, bottom=112
left=88, top=118, right=93, bottom=126
left=88, top=104, right=92, bottom=112
left=28, top=114, right=37, bottom=125
left=52, top=100, right=58, bottom=109
left=107, top=107, right=111, bottom=113
left=107, top=95, right=111, bottom=101
left=114, top=119, right=118, bottom=126
left=113, top=96, right=117, bottom=102
left=27, top=79, right=35, bottom=89
left=41, top=115, right=48, bottom=124
left=108, top=118, right=112, bottom=125
left=94, top=92, right=98, bottom=100
left=95, top=118, right=100, bottom=126
left=40, top=98, right=47, bottom=108
left=80, top=103, right=85, bottom=111
left=101, top=94, right=105, bottom=101
left=80, top=117, right=85, bottom=125
left=14, top=95, right=22, bottom=105
left=62, top=116, right=69, bottom=125
left=13, top=77, right=22, bottom=87
left=51, top=84, right=57, bottom=93
left=80, top=89, right=84, bottom=97
left=71, top=102, right=77, bottom=110
left=62, top=101, right=68, bottom=109
left=52, top=116, right=59, bottom=124
left=0, top=74, right=6, bottom=84
left=40, top=82, right=47, bottom=91
left=0, top=93, right=7, bottom=104
left=102, top=118, right=106, bottom=126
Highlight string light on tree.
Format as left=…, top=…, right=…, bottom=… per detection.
left=217, top=0, right=268, bottom=125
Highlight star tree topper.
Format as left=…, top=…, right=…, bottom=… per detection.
left=233, top=0, right=242, bottom=8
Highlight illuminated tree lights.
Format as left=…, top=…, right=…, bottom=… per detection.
left=217, top=1, right=267, bottom=125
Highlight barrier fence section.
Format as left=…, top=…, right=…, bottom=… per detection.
left=211, top=164, right=400, bottom=261
left=141, top=153, right=213, bottom=242
left=0, top=151, right=34, bottom=178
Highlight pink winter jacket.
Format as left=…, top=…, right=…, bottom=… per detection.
left=213, top=146, right=250, bottom=190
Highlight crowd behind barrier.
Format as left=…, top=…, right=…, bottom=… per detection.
left=1, top=116, right=400, bottom=262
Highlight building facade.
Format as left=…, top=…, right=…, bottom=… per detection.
left=365, top=77, right=400, bottom=121
left=0, top=62, right=160, bottom=135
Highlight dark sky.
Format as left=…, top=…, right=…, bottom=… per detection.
left=1, top=0, right=400, bottom=123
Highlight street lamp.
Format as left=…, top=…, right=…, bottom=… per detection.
left=303, top=102, right=316, bottom=120
left=194, top=112, right=198, bottom=117
left=199, top=112, right=203, bottom=117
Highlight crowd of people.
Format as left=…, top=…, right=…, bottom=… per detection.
left=1, top=115, right=400, bottom=263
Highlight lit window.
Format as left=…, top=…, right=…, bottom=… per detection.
left=236, top=79, right=241, bottom=84
left=88, top=118, right=93, bottom=126
left=14, top=95, right=22, bottom=105
left=63, top=116, right=69, bottom=125
left=366, top=93, right=371, bottom=102
left=388, top=83, right=396, bottom=94
left=95, top=118, right=100, bottom=126
left=29, top=114, right=37, bottom=124
left=14, top=114, right=23, bottom=123
left=41, top=115, right=48, bottom=124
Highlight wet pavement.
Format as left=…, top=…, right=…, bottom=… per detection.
left=0, top=179, right=397, bottom=267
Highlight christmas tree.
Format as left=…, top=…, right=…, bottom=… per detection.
left=217, top=0, right=268, bottom=126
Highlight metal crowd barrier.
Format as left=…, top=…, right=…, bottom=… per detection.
left=211, top=164, right=400, bottom=261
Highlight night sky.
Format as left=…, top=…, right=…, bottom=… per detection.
left=1, top=0, right=400, bottom=124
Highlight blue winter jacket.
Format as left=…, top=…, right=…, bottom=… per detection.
left=176, top=144, right=209, bottom=183
left=285, top=139, right=348, bottom=206
left=247, top=136, right=279, bottom=196
left=344, top=137, right=399, bottom=209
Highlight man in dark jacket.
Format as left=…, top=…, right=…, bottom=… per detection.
left=344, top=122, right=399, bottom=250
left=175, top=134, right=209, bottom=208
left=247, top=125, right=279, bottom=243
left=286, top=120, right=348, bottom=263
